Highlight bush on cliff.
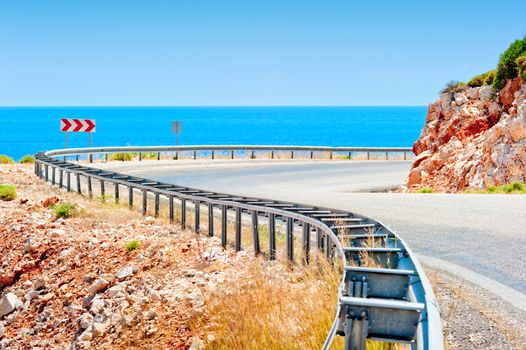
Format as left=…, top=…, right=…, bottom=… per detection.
left=109, top=152, right=132, bottom=161
left=0, top=155, right=15, bottom=164
left=492, top=36, right=526, bottom=92
left=516, top=55, right=526, bottom=82
left=467, top=70, right=495, bottom=87
left=19, top=155, right=35, bottom=164
left=0, top=184, right=17, bottom=201
left=440, top=80, right=466, bottom=95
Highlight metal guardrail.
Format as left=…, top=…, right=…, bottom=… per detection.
left=33, top=145, right=442, bottom=350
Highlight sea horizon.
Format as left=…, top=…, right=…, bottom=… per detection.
left=1, top=106, right=425, bottom=160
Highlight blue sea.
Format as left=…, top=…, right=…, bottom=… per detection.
left=0, top=107, right=426, bottom=160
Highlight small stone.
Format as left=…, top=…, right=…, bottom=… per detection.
left=117, top=266, right=136, bottom=281
left=0, top=293, right=23, bottom=318
left=88, top=279, right=110, bottom=295
left=0, top=323, right=4, bottom=338
left=79, top=313, right=93, bottom=329
left=144, top=216, right=155, bottom=224
left=91, top=322, right=106, bottom=337
left=78, top=328, right=92, bottom=341
left=40, top=293, right=54, bottom=304
left=90, top=298, right=105, bottom=314
left=107, top=284, right=126, bottom=297
left=100, top=274, right=115, bottom=284
left=33, top=279, right=46, bottom=291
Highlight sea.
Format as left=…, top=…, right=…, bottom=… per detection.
left=0, top=107, right=426, bottom=160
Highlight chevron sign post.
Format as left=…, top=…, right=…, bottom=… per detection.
left=60, top=118, right=96, bottom=151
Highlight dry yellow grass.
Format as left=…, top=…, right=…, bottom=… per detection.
left=190, top=255, right=343, bottom=349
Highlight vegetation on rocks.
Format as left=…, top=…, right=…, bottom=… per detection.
left=417, top=187, right=434, bottom=194
left=440, top=80, right=466, bottom=95
left=109, top=152, right=132, bottom=161
left=19, top=155, right=35, bottom=164
left=0, top=155, right=15, bottom=164
left=0, top=184, right=16, bottom=201
left=467, top=70, right=495, bottom=87
left=125, top=239, right=141, bottom=252
left=52, top=202, right=77, bottom=218
left=492, top=36, right=526, bottom=92
left=466, top=181, right=526, bottom=194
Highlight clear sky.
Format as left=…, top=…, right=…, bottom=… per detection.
left=1, top=0, right=524, bottom=106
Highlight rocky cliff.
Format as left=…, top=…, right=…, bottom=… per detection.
left=404, top=78, right=526, bottom=192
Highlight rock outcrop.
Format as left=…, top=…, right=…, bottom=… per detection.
left=404, top=78, right=526, bottom=192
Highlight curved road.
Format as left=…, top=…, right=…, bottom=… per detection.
left=99, top=159, right=526, bottom=337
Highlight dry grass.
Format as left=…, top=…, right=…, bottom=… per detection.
left=190, top=254, right=343, bottom=350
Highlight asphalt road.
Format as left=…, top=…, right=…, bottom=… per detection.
left=98, top=159, right=526, bottom=316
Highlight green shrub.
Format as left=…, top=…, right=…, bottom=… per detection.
left=109, top=152, right=132, bottom=161
left=125, top=239, right=141, bottom=252
left=0, top=184, right=17, bottom=201
left=0, top=155, right=15, bottom=164
left=440, top=80, right=466, bottom=95
left=501, top=181, right=525, bottom=194
left=141, top=152, right=158, bottom=159
left=492, top=36, right=526, bottom=92
left=417, top=187, right=434, bottom=193
left=467, top=70, right=496, bottom=87
left=52, top=202, right=77, bottom=219
left=19, top=155, right=35, bottom=164
left=516, top=55, right=526, bottom=82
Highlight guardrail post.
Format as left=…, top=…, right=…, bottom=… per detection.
left=269, top=213, right=276, bottom=260
left=291, top=151, right=294, bottom=159
left=105, top=153, right=109, bottom=162
left=211, top=151, right=215, bottom=160
left=330, top=151, right=333, bottom=160
left=139, top=153, right=142, bottom=161
left=76, top=173, right=81, bottom=193
left=303, top=223, right=310, bottom=264
left=286, top=217, right=294, bottom=262
left=271, top=150, right=274, bottom=159
left=87, top=176, right=92, bottom=198
left=221, top=205, right=227, bottom=247
left=89, top=154, right=93, bottom=163
left=252, top=211, right=260, bottom=255
left=154, top=192, right=160, bottom=217
left=169, top=195, right=174, bottom=223
left=175, top=152, right=178, bottom=160
left=52, top=167, right=56, bottom=185
left=367, top=152, right=370, bottom=160
left=231, top=150, right=234, bottom=159
left=75, top=155, right=79, bottom=162
left=142, top=189, right=147, bottom=215
left=181, top=198, right=187, bottom=229
left=100, top=180, right=105, bottom=201
left=251, top=150, right=255, bottom=159
left=59, top=170, right=63, bottom=188
left=404, top=151, right=407, bottom=160
left=45, top=165, right=49, bottom=182
left=128, top=186, right=133, bottom=208
left=194, top=200, right=200, bottom=232
left=310, top=151, right=313, bottom=159
left=235, top=207, right=242, bottom=251
left=385, top=151, right=388, bottom=160
left=66, top=172, right=71, bottom=192
left=115, top=183, right=120, bottom=204
left=193, top=151, right=197, bottom=160
left=325, top=235, right=331, bottom=259
left=317, top=228, right=323, bottom=250
left=208, top=203, right=214, bottom=237
left=157, top=152, right=161, bottom=160
left=348, top=151, right=352, bottom=160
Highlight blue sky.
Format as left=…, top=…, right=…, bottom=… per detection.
left=1, top=0, right=524, bottom=106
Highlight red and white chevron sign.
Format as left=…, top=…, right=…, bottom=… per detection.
left=60, top=118, right=96, bottom=133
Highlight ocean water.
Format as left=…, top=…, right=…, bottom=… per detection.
left=0, top=107, right=426, bottom=160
